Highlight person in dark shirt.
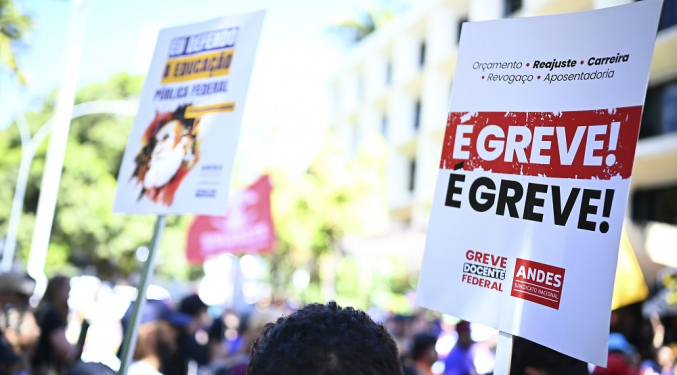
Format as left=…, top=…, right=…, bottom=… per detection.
left=32, top=276, right=77, bottom=375
left=0, top=271, right=41, bottom=374
left=411, top=333, right=438, bottom=375
left=162, top=294, right=210, bottom=375
left=121, top=299, right=192, bottom=375
left=511, top=336, right=589, bottom=375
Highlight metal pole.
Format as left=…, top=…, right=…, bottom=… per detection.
left=2, top=100, right=138, bottom=271
left=494, top=331, right=513, bottom=375
left=118, top=215, right=166, bottom=375
left=27, top=0, right=86, bottom=287
left=1, top=115, right=32, bottom=272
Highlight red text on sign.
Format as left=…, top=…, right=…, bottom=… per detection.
left=440, top=107, right=642, bottom=180
left=466, top=250, right=508, bottom=268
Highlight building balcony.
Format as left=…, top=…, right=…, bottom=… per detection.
left=650, top=26, right=677, bottom=85
left=631, top=132, right=677, bottom=190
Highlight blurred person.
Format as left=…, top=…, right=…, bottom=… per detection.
left=65, top=361, right=116, bottom=375
left=656, top=346, right=674, bottom=375
left=640, top=346, right=674, bottom=375
left=0, top=272, right=36, bottom=309
left=179, top=294, right=211, bottom=333
left=0, top=271, right=41, bottom=373
left=510, top=336, right=589, bottom=375
left=388, top=313, right=415, bottom=357
left=412, top=309, right=441, bottom=339
left=592, top=355, right=636, bottom=375
left=247, top=301, right=404, bottom=375
left=163, top=294, right=210, bottom=375
left=32, top=276, right=78, bottom=375
left=444, top=321, right=478, bottom=375
left=0, top=347, right=21, bottom=375
left=121, top=299, right=192, bottom=375
left=210, top=310, right=276, bottom=375
left=593, top=333, right=638, bottom=375
left=408, top=333, right=438, bottom=375
left=206, top=312, right=227, bottom=362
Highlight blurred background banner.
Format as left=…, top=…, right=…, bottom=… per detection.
left=186, top=175, right=275, bottom=263
left=611, top=230, right=649, bottom=311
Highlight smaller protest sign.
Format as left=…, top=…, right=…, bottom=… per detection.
left=113, top=11, right=265, bottom=215
left=187, top=175, right=275, bottom=263
left=113, top=12, right=266, bottom=375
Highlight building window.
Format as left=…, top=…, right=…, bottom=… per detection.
left=640, top=86, right=662, bottom=138
left=505, top=0, right=523, bottom=16
left=381, top=114, right=388, bottom=137
left=414, top=99, right=422, bottom=130
left=640, top=79, right=677, bottom=139
left=632, top=184, right=677, bottom=225
left=408, top=158, right=417, bottom=192
left=663, top=82, right=677, bottom=134
left=386, top=60, right=392, bottom=85
left=658, top=0, right=677, bottom=31
left=419, top=41, right=426, bottom=67
left=457, top=17, right=467, bottom=44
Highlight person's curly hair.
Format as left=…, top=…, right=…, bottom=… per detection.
left=247, top=301, right=404, bottom=375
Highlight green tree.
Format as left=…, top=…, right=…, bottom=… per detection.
left=0, top=0, right=31, bottom=84
left=269, top=132, right=390, bottom=308
left=328, top=0, right=409, bottom=45
left=0, top=72, right=197, bottom=280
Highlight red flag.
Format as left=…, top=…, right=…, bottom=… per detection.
left=186, top=175, right=275, bottom=263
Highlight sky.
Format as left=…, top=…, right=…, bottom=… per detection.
left=1, top=0, right=374, bottom=175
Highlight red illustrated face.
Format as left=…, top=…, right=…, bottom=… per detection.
left=144, top=120, right=186, bottom=190
left=133, top=108, right=202, bottom=207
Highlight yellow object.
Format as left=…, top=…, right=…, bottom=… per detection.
left=185, top=102, right=235, bottom=118
left=161, top=49, right=234, bottom=84
left=611, top=230, right=649, bottom=311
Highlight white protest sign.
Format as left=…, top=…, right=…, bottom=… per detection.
left=114, top=11, right=264, bottom=215
left=415, top=1, right=662, bottom=366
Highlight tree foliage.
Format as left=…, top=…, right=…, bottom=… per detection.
left=269, top=132, right=390, bottom=308
left=0, top=0, right=31, bottom=84
left=0, top=73, right=197, bottom=280
left=328, top=0, right=409, bottom=45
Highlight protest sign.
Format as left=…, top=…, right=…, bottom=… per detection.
left=113, top=11, right=264, bottom=215
left=187, top=175, right=275, bottom=263
left=112, top=12, right=265, bottom=375
left=415, top=1, right=662, bottom=366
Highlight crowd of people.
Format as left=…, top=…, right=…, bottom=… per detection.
left=0, top=270, right=676, bottom=375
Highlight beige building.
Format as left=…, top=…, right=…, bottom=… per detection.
left=330, top=0, right=677, bottom=279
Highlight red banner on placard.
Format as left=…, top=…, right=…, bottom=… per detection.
left=511, top=258, right=566, bottom=310
left=439, top=106, right=642, bottom=180
left=186, top=175, right=275, bottom=263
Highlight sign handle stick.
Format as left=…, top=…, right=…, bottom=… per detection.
left=494, top=331, right=513, bottom=375
left=117, top=214, right=167, bottom=375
